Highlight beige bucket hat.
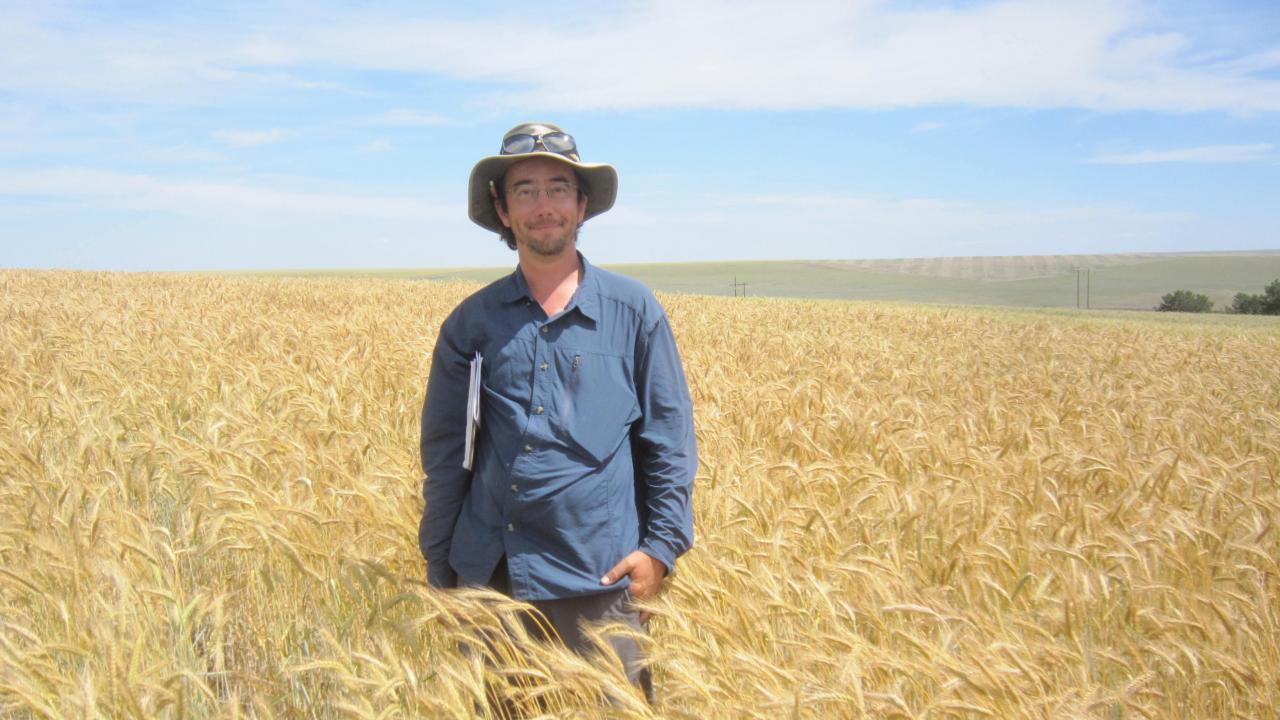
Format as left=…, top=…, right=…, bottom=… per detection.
left=468, top=122, right=618, bottom=234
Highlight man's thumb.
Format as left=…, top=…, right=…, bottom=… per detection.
left=600, top=558, right=627, bottom=585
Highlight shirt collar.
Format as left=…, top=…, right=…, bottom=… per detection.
left=499, top=264, right=532, bottom=304
left=500, top=252, right=599, bottom=322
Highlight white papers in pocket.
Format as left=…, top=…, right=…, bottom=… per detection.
left=463, top=351, right=482, bottom=471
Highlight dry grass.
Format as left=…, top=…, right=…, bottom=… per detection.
left=1, top=269, right=1277, bottom=718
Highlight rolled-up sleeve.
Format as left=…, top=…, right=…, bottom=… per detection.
left=631, top=313, right=697, bottom=572
left=418, top=311, right=472, bottom=589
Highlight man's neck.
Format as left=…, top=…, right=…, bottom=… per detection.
left=518, top=247, right=582, bottom=317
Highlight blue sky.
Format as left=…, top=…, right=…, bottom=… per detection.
left=1, top=0, right=1278, bottom=270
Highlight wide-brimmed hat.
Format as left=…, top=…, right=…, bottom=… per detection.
left=468, top=122, right=618, bottom=234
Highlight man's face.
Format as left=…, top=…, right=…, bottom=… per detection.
left=495, top=156, right=588, bottom=259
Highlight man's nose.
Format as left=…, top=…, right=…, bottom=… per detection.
left=530, top=189, right=557, bottom=209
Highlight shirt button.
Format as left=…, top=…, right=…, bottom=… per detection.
left=507, top=523, right=515, bottom=532
left=540, top=326, right=548, bottom=334
left=534, top=405, right=544, bottom=414
left=510, top=484, right=518, bottom=492
left=539, top=362, right=548, bottom=371
left=524, top=444, right=533, bottom=452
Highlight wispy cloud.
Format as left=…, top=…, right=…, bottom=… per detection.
left=356, top=139, right=393, bottom=154
left=0, top=168, right=451, bottom=222
left=2, top=2, right=1279, bottom=114
left=366, top=110, right=456, bottom=127
left=1087, top=143, right=1275, bottom=164
left=213, top=129, right=292, bottom=147
left=368, top=0, right=1280, bottom=114
left=142, top=145, right=227, bottom=163
left=912, top=122, right=944, bottom=133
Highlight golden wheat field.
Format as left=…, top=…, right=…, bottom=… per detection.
left=1, top=268, right=1278, bottom=719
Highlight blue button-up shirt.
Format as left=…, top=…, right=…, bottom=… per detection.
left=419, top=254, right=696, bottom=601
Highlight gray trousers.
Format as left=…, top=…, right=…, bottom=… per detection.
left=487, top=557, right=655, bottom=704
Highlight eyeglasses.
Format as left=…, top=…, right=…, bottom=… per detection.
left=501, top=131, right=577, bottom=157
left=507, top=181, right=578, bottom=205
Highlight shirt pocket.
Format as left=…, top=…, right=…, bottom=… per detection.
left=552, top=347, right=640, bottom=464
left=482, top=334, right=533, bottom=399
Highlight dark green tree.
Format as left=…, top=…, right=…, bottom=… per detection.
left=1264, top=279, right=1280, bottom=314
left=1231, top=292, right=1266, bottom=314
left=1156, top=289, right=1213, bottom=313
left=1229, top=279, right=1280, bottom=315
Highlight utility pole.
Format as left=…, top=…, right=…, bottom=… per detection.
left=1075, top=267, right=1094, bottom=309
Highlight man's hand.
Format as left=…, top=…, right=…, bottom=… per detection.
left=601, top=550, right=667, bottom=622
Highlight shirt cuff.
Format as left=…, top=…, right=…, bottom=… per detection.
left=639, top=540, right=678, bottom=578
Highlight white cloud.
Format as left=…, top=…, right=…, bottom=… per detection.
left=357, top=139, right=393, bottom=154
left=2, top=2, right=1278, bottom=114
left=0, top=168, right=452, bottom=222
left=373, top=0, right=1280, bottom=113
left=366, top=110, right=456, bottom=127
left=213, top=129, right=291, bottom=147
left=1087, top=143, right=1275, bottom=164
left=144, top=145, right=226, bottom=163
left=912, top=122, right=944, bottom=133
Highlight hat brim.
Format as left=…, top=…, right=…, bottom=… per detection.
left=468, top=152, right=617, bottom=234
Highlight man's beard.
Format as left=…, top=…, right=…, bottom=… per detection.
left=519, top=222, right=578, bottom=258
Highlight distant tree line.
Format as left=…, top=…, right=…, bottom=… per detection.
left=1157, top=278, right=1280, bottom=314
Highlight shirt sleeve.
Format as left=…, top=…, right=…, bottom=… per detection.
left=631, top=311, right=697, bottom=573
left=418, top=310, right=473, bottom=589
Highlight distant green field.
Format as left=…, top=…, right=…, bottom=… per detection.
left=260, top=251, right=1280, bottom=312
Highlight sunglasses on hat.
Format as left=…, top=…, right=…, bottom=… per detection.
left=501, top=131, right=577, bottom=157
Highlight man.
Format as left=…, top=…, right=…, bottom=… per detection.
left=418, top=122, right=697, bottom=700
